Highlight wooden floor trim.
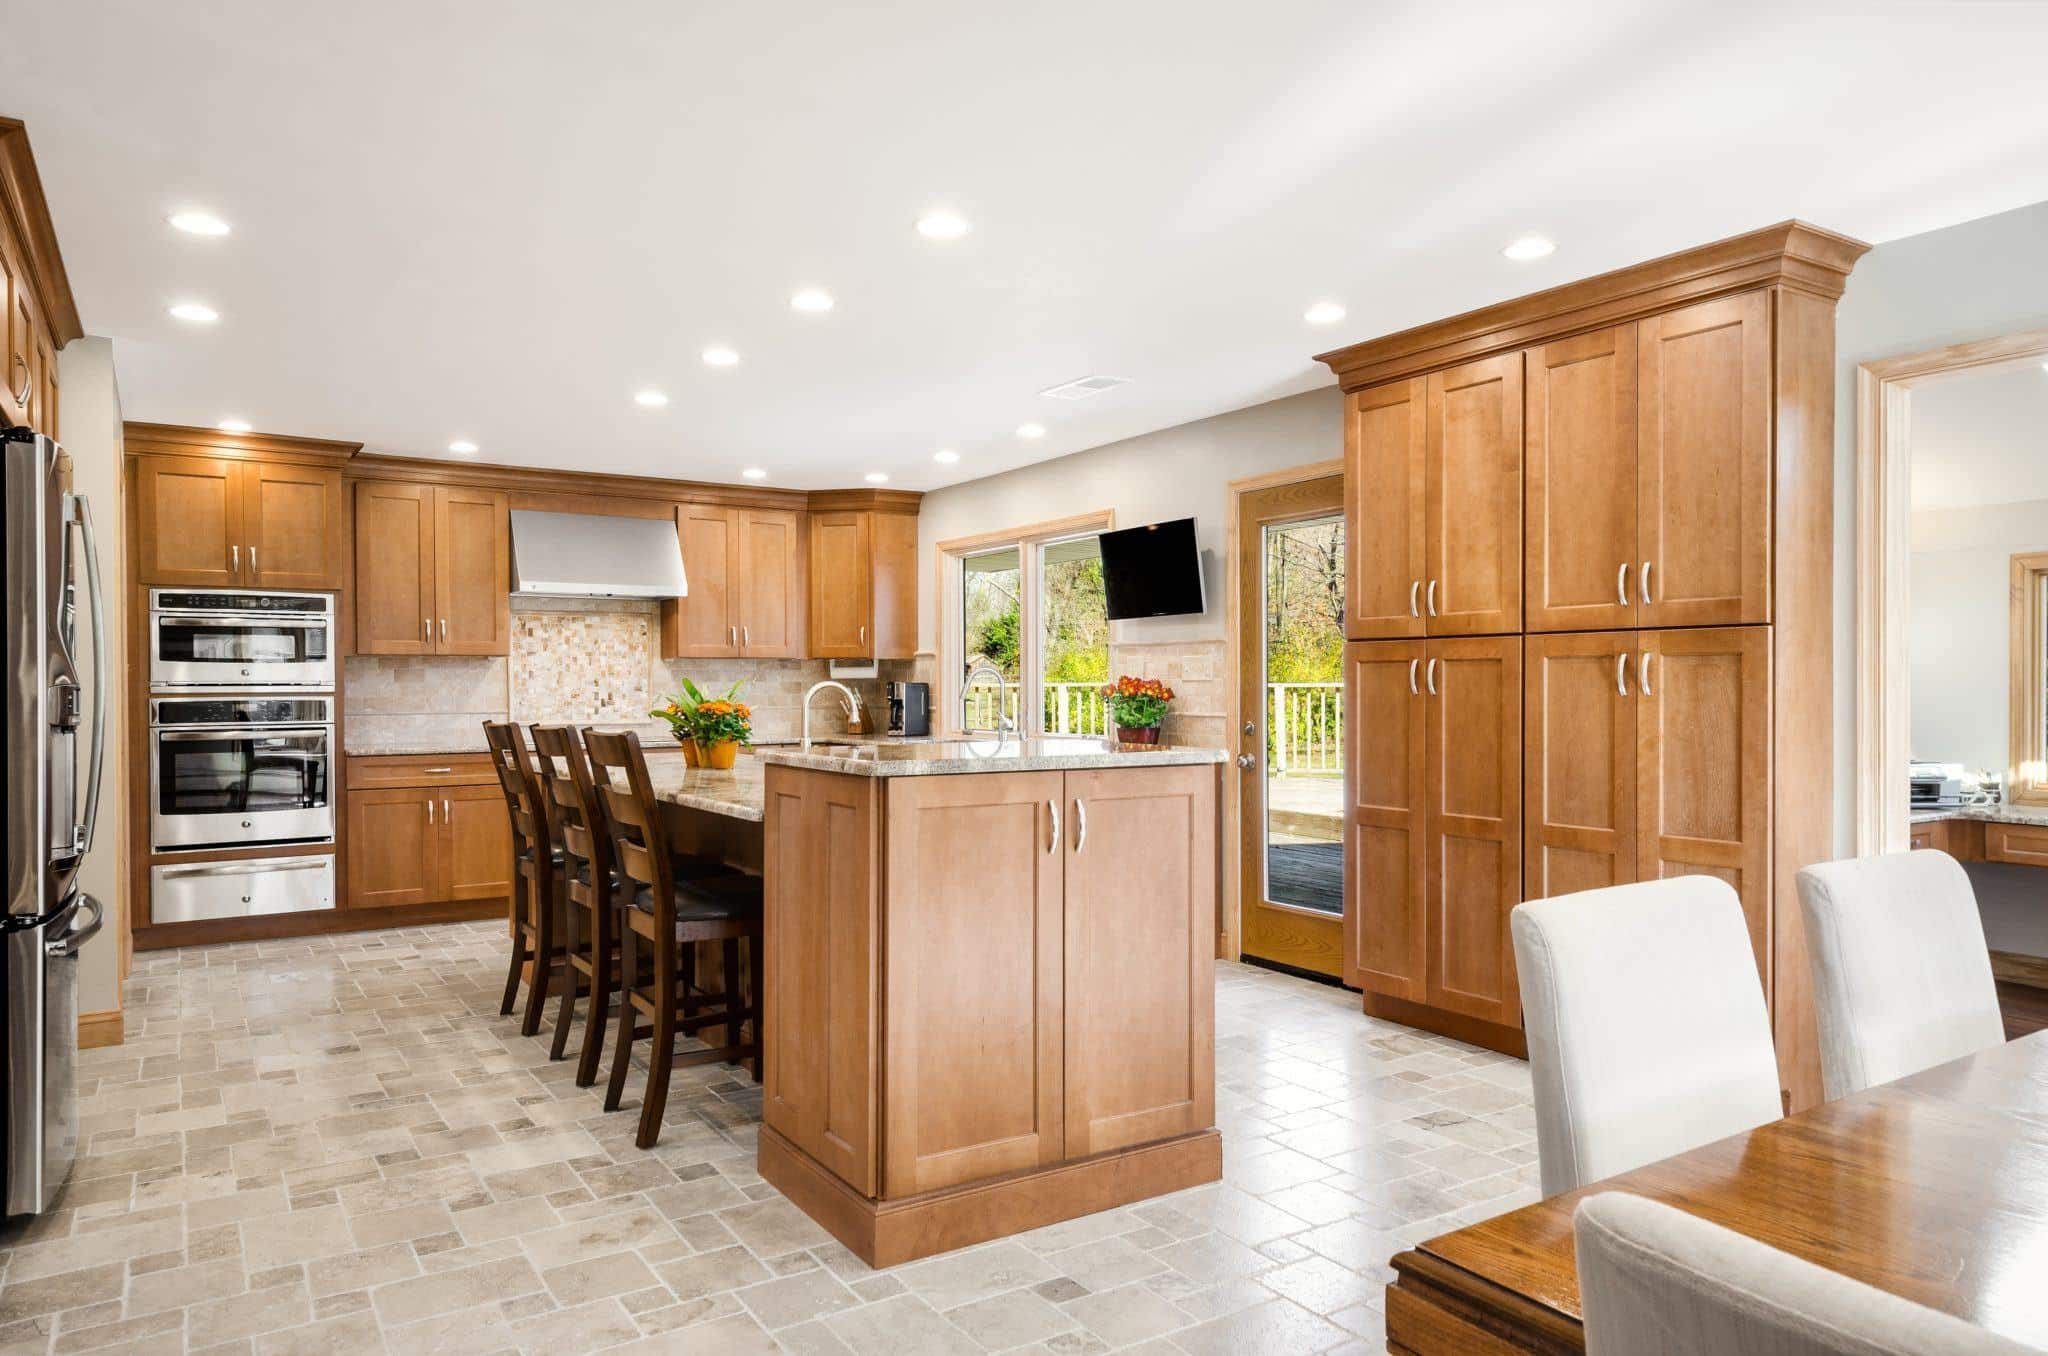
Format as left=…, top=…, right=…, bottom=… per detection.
left=759, top=1126, right=1223, bottom=1269
left=134, top=898, right=505, bottom=951
left=79, top=1008, right=124, bottom=1049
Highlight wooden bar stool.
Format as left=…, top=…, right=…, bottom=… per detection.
left=531, top=723, right=620, bottom=1084
left=584, top=730, right=763, bottom=1149
left=485, top=720, right=564, bottom=1038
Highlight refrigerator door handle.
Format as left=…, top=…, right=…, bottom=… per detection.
left=46, top=893, right=102, bottom=958
left=65, top=493, right=107, bottom=857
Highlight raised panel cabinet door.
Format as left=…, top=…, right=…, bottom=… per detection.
left=1638, top=290, right=1771, bottom=627
left=1526, top=325, right=1638, bottom=632
left=763, top=767, right=878, bottom=1195
left=670, top=503, right=739, bottom=657
left=245, top=462, right=344, bottom=589
left=1524, top=632, right=1637, bottom=900
left=344, top=788, right=436, bottom=907
left=433, top=485, right=510, bottom=655
left=437, top=785, right=514, bottom=901
left=1424, top=636, right=1523, bottom=1028
left=1346, top=379, right=1428, bottom=639
left=808, top=510, right=873, bottom=657
left=1426, top=354, right=1523, bottom=636
left=1637, top=627, right=1771, bottom=987
left=134, top=453, right=244, bottom=587
left=736, top=509, right=805, bottom=657
left=1345, top=639, right=1427, bottom=999
left=881, top=771, right=1064, bottom=1196
left=1063, top=765, right=1216, bottom=1159
left=353, top=481, right=436, bottom=655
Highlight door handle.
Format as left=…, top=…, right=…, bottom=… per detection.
left=1617, top=562, right=1630, bottom=608
left=1409, top=581, right=1420, bottom=618
left=426, top=799, right=434, bottom=826
left=231, top=544, right=239, bottom=576
left=1641, top=560, right=1653, bottom=605
left=443, top=798, right=450, bottom=823
left=66, top=493, right=107, bottom=856
left=858, top=623, right=866, bottom=647
left=1047, top=798, right=1060, bottom=855
left=1236, top=753, right=1256, bottom=769
left=729, top=625, right=737, bottom=646
left=1408, top=658, right=1418, bottom=695
left=742, top=625, right=750, bottom=646
left=249, top=546, right=257, bottom=577
left=422, top=617, right=430, bottom=643
left=1074, top=798, right=1088, bottom=853
left=1425, top=657, right=1438, bottom=695
left=1616, top=652, right=1631, bottom=697
left=439, top=618, right=448, bottom=642
left=1426, top=579, right=1438, bottom=617
left=1641, top=651, right=1654, bottom=696
left=46, top=894, right=103, bottom=959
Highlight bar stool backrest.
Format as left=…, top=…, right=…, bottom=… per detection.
left=582, top=730, right=675, bottom=937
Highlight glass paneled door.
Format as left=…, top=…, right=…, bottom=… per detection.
left=1237, top=476, right=1346, bottom=979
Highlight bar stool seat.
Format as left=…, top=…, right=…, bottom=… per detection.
left=630, top=874, right=762, bottom=925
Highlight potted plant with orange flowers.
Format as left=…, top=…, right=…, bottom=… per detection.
left=687, top=694, right=753, bottom=769
left=650, top=679, right=745, bottom=768
left=1103, top=675, right=1174, bottom=744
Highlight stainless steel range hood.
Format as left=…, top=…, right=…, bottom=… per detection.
left=509, top=510, right=688, bottom=599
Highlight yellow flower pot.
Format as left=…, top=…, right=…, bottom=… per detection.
left=696, top=739, right=740, bottom=770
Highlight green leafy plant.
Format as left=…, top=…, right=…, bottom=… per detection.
left=689, top=697, right=753, bottom=746
left=650, top=678, right=743, bottom=740
left=1102, top=675, right=1174, bottom=730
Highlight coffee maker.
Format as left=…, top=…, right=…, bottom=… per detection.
left=887, top=682, right=930, bottom=737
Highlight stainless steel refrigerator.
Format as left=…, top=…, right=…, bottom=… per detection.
left=3, top=427, right=106, bottom=1217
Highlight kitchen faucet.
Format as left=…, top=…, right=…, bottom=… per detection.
left=802, top=680, right=861, bottom=748
left=962, top=660, right=1014, bottom=734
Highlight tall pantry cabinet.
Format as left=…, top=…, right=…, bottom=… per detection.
left=1320, top=223, right=1868, bottom=1109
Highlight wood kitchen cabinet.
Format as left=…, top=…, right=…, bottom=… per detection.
left=1525, top=627, right=1772, bottom=979
left=0, top=121, right=78, bottom=438
left=1345, top=356, right=1521, bottom=639
left=808, top=507, right=917, bottom=659
left=1526, top=324, right=1640, bottom=632
left=353, top=481, right=509, bottom=655
left=662, top=503, right=805, bottom=659
left=134, top=453, right=344, bottom=589
left=345, top=759, right=511, bottom=909
left=1344, top=635, right=1523, bottom=1037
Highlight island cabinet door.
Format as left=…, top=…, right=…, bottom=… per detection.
left=881, top=771, right=1065, bottom=1197
left=764, top=768, right=879, bottom=1195
left=1061, top=765, right=1216, bottom=1160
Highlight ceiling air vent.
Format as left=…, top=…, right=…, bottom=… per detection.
left=1038, top=374, right=1131, bottom=400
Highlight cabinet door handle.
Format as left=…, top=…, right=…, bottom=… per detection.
left=231, top=544, right=239, bottom=575
left=742, top=625, right=750, bottom=646
left=439, top=618, right=448, bottom=642
left=1426, top=580, right=1438, bottom=617
left=10, top=353, right=28, bottom=405
left=1641, top=651, right=1654, bottom=696
left=1642, top=560, right=1653, bottom=605
left=1425, top=657, right=1438, bottom=696
left=1409, top=581, right=1420, bottom=618
left=248, top=546, right=257, bottom=576
left=422, top=617, right=430, bottom=642
left=1074, top=798, right=1088, bottom=854
left=1616, top=652, right=1631, bottom=697
left=1047, top=798, right=1060, bottom=855
left=443, top=798, right=450, bottom=823
left=426, top=799, right=434, bottom=826
left=1617, top=562, right=1630, bottom=608
left=859, top=623, right=866, bottom=647
left=1407, top=658, right=1419, bottom=695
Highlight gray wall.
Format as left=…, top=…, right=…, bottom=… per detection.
left=1833, top=199, right=2048, bottom=855
left=1909, top=500, right=2048, bottom=776
left=916, top=386, right=1342, bottom=652
left=55, top=338, right=126, bottom=1017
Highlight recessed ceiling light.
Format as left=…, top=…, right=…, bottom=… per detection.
left=702, top=346, right=740, bottom=368
left=932, top=449, right=959, bottom=464
left=741, top=467, right=768, bottom=480
left=168, top=302, right=219, bottom=324
left=864, top=471, right=889, bottom=484
left=1304, top=301, right=1347, bottom=325
left=790, top=288, right=834, bottom=313
left=1016, top=423, right=1046, bottom=439
left=915, top=210, right=970, bottom=241
left=448, top=440, right=478, bottom=455
left=2040, top=361, right=2048, bottom=374
left=634, top=389, right=669, bottom=407
left=217, top=418, right=251, bottom=432
left=168, top=211, right=230, bottom=237
left=1503, top=236, right=1556, bottom=261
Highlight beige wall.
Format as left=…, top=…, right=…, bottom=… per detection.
left=55, top=338, right=125, bottom=1018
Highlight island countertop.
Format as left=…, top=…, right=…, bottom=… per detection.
left=755, top=735, right=1227, bottom=777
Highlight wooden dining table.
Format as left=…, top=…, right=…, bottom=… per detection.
left=1387, top=1030, right=2048, bottom=1354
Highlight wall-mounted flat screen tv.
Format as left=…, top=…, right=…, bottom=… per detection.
left=1099, top=518, right=1205, bottom=620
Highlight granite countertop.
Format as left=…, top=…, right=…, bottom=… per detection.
left=1910, top=804, right=2048, bottom=828
left=642, top=758, right=766, bottom=823
left=344, top=722, right=678, bottom=758
left=756, top=735, right=1228, bottom=778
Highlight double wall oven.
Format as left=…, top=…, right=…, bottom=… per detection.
left=147, top=590, right=337, bottom=925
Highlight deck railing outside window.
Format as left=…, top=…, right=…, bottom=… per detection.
left=1267, top=682, right=1343, bottom=774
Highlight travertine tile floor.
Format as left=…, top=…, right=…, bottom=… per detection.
left=0, top=923, right=1538, bottom=1354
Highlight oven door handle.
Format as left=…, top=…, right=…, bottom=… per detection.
left=154, top=728, right=334, bottom=742
left=154, top=860, right=329, bottom=880
left=153, top=615, right=323, bottom=628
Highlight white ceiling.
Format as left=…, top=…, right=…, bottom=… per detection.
left=1910, top=359, right=2048, bottom=512
left=16, top=1, right=2048, bottom=490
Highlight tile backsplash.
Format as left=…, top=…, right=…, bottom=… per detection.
left=344, top=595, right=909, bottom=753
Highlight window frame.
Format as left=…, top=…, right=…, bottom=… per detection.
left=2010, top=551, right=2048, bottom=806
left=935, top=510, right=1114, bottom=737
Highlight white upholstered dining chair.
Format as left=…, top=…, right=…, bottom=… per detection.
left=1511, top=877, right=1783, bottom=1197
left=1575, top=1192, right=2035, bottom=1356
left=1795, top=850, right=2006, bottom=1101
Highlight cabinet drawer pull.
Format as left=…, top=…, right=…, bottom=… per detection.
left=1407, top=659, right=1418, bottom=695
left=1617, top=562, right=1630, bottom=608
left=1426, top=580, right=1438, bottom=617
left=423, top=766, right=454, bottom=775
left=1616, top=652, right=1631, bottom=697
left=1047, top=798, right=1060, bottom=855
left=1409, top=581, right=1420, bottom=618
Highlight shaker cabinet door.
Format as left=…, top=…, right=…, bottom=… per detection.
left=1526, top=324, right=1638, bottom=632
left=1425, top=354, right=1523, bottom=636
left=344, top=789, right=437, bottom=908
left=354, top=481, right=436, bottom=655
left=1344, top=639, right=1428, bottom=1000
left=808, top=510, right=873, bottom=658
left=245, top=462, right=344, bottom=590
left=1524, top=632, right=1637, bottom=900
left=432, top=485, right=509, bottom=655
left=1346, top=379, right=1428, bottom=639
left=134, top=454, right=244, bottom=587
left=738, top=509, right=805, bottom=657
left=669, top=503, right=740, bottom=657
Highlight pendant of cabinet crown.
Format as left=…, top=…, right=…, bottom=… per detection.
left=808, top=506, right=916, bottom=659
left=134, top=452, right=344, bottom=589
left=662, top=503, right=806, bottom=660
left=354, top=480, right=508, bottom=656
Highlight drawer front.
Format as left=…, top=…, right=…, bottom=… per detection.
left=1987, top=824, right=2048, bottom=867
left=347, top=753, right=495, bottom=790
left=151, top=855, right=336, bottom=925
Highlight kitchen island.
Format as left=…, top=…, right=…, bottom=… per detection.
left=753, top=736, right=1227, bottom=1265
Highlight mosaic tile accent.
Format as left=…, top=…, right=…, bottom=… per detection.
left=510, top=611, right=655, bottom=725
left=4, top=922, right=1537, bottom=1354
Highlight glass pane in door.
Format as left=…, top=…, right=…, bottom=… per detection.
left=961, top=546, right=1022, bottom=730
left=1262, top=514, right=1346, bottom=914
left=1040, top=534, right=1109, bottom=735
